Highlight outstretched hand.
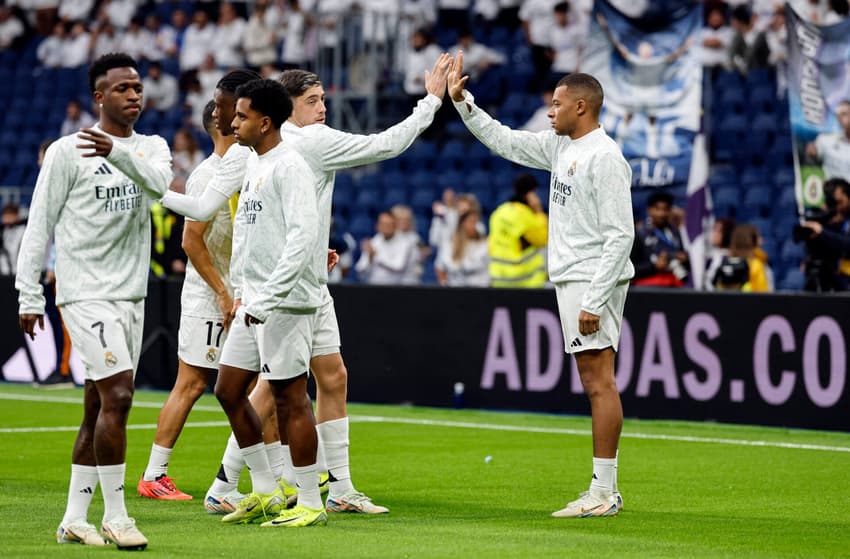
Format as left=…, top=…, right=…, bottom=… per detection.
left=77, top=128, right=114, bottom=158
left=425, top=53, right=452, bottom=99
left=447, top=51, right=469, bottom=103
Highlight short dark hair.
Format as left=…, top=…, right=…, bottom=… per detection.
left=234, top=79, right=292, bottom=128
left=2, top=202, right=19, bottom=215
left=556, top=72, right=604, bottom=114
left=277, top=69, right=323, bottom=98
left=202, top=100, right=216, bottom=135
left=512, top=173, right=538, bottom=199
left=648, top=191, right=674, bottom=207
left=731, top=5, right=751, bottom=24
left=88, top=52, right=139, bottom=92
left=826, top=177, right=850, bottom=199
left=554, top=2, right=570, bottom=14
left=216, top=68, right=263, bottom=95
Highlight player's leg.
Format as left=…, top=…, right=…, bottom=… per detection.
left=57, top=380, right=107, bottom=546
left=138, top=359, right=211, bottom=500
left=312, top=289, right=388, bottom=514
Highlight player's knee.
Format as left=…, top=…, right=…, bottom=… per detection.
left=214, top=383, right=238, bottom=410
left=102, top=387, right=134, bottom=416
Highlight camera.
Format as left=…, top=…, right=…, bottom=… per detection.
left=791, top=207, right=831, bottom=243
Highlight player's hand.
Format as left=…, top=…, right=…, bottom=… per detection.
left=229, top=297, right=241, bottom=325
left=244, top=312, right=263, bottom=326
left=217, top=291, right=234, bottom=330
left=19, top=314, right=44, bottom=340
left=447, top=51, right=469, bottom=103
left=578, top=310, right=600, bottom=336
left=526, top=191, right=544, bottom=213
left=77, top=128, right=114, bottom=158
left=327, top=249, right=339, bottom=273
left=425, top=52, right=452, bottom=99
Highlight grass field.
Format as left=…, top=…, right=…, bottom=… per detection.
left=1, top=382, right=849, bottom=558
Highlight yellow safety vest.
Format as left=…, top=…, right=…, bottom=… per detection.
left=488, top=201, right=548, bottom=288
left=150, top=202, right=175, bottom=278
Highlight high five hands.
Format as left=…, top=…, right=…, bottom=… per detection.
left=425, top=52, right=453, bottom=99
left=447, top=51, right=469, bottom=103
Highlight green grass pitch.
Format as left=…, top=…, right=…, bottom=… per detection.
left=1, top=382, right=848, bottom=558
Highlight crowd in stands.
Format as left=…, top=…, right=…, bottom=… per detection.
left=1, top=0, right=849, bottom=292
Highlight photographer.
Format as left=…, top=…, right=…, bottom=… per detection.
left=1, top=202, right=26, bottom=276
left=797, top=178, right=850, bottom=291
left=631, top=191, right=690, bottom=287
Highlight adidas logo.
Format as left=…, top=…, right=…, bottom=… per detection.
left=262, top=364, right=271, bottom=373
left=570, top=337, right=583, bottom=348
left=592, top=474, right=598, bottom=480
left=116, top=484, right=124, bottom=492
left=94, top=163, right=112, bottom=175
left=79, top=486, right=93, bottom=494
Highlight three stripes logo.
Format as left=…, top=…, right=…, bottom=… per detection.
left=79, top=486, right=93, bottom=494
left=262, top=364, right=271, bottom=373
left=570, top=337, right=583, bottom=349
left=94, top=163, right=113, bottom=175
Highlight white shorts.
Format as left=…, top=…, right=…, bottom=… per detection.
left=219, top=307, right=260, bottom=372
left=178, top=314, right=229, bottom=369
left=554, top=280, right=629, bottom=354
left=256, top=310, right=316, bottom=381
left=60, top=299, right=145, bottom=381
left=312, top=286, right=341, bottom=358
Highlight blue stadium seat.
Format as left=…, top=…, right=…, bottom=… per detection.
left=771, top=214, right=798, bottom=240
left=742, top=186, right=772, bottom=213
left=740, top=167, right=768, bottom=188
left=439, top=139, right=467, bottom=170
left=777, top=268, right=805, bottom=291
left=332, top=186, right=354, bottom=211
left=711, top=185, right=740, bottom=216
left=772, top=167, right=795, bottom=188
left=335, top=173, right=354, bottom=192
left=348, top=213, right=374, bottom=240
left=353, top=187, right=381, bottom=213
left=467, top=142, right=493, bottom=169
left=748, top=218, right=773, bottom=239
left=379, top=171, right=406, bottom=191
left=780, top=238, right=806, bottom=265
left=402, top=140, right=438, bottom=171
left=437, top=170, right=463, bottom=191
left=410, top=184, right=437, bottom=213
left=716, top=87, right=747, bottom=115
left=383, top=186, right=409, bottom=208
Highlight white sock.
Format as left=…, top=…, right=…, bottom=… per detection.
left=317, top=418, right=354, bottom=498
left=266, top=442, right=284, bottom=482
left=589, top=457, right=617, bottom=496
left=209, top=434, right=244, bottom=494
left=98, top=464, right=128, bottom=523
left=240, top=442, right=276, bottom=494
left=613, top=449, right=619, bottom=493
left=143, top=443, right=172, bottom=481
left=294, top=464, right=322, bottom=509
left=280, top=444, right=295, bottom=486
left=61, top=464, right=98, bottom=526
left=316, top=429, right=328, bottom=472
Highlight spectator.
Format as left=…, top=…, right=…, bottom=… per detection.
left=180, top=9, right=216, bottom=72
left=142, top=61, right=179, bottom=113
left=715, top=224, right=771, bottom=291
left=549, top=1, right=585, bottom=80
left=58, top=0, right=94, bottom=23
left=404, top=28, right=443, bottom=99
left=449, top=28, right=507, bottom=82
left=0, top=202, right=26, bottom=276
left=329, top=220, right=357, bottom=283
left=214, top=2, right=246, bottom=68
left=799, top=178, right=850, bottom=291
left=522, top=89, right=555, bottom=132
left=144, top=14, right=176, bottom=61
left=37, top=21, right=66, bottom=68
left=697, top=4, right=733, bottom=70
left=391, top=204, right=426, bottom=284
left=355, top=211, right=419, bottom=285
left=436, top=207, right=490, bottom=286
left=243, top=0, right=278, bottom=68
left=150, top=202, right=187, bottom=278
left=169, top=9, right=189, bottom=56
left=520, top=0, right=556, bottom=90
left=430, top=190, right=482, bottom=261
left=118, top=16, right=150, bottom=61
left=631, top=191, right=690, bottom=287
left=0, top=6, right=25, bottom=50
left=61, top=21, right=91, bottom=68
left=764, top=5, right=789, bottom=94
left=90, top=21, right=120, bottom=60
left=183, top=74, right=207, bottom=129
left=101, top=0, right=137, bottom=30
left=170, top=128, right=205, bottom=192
left=806, top=100, right=850, bottom=183
left=488, top=173, right=548, bottom=288
left=59, top=99, right=96, bottom=137
left=729, top=4, right=769, bottom=74
left=438, top=0, right=472, bottom=32
left=280, top=0, right=309, bottom=70
left=704, top=217, right=736, bottom=292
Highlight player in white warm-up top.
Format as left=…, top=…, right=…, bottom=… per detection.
left=136, top=100, right=237, bottom=501
left=449, top=52, right=634, bottom=518
left=16, top=53, right=173, bottom=549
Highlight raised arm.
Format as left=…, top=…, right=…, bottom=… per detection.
left=448, top=51, right=557, bottom=171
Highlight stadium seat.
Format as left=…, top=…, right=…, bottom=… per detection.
left=772, top=167, right=795, bottom=188
left=348, top=213, right=374, bottom=240
left=383, top=185, right=409, bottom=208
left=740, top=167, right=768, bottom=188
left=780, top=238, right=806, bottom=265
left=437, top=170, right=463, bottom=191
left=438, top=140, right=467, bottom=170
left=332, top=186, right=354, bottom=211
left=777, top=268, right=805, bottom=291
left=711, top=185, right=740, bottom=217
left=353, top=187, right=381, bottom=213
left=742, top=186, right=772, bottom=215
left=410, top=185, right=437, bottom=213
left=379, top=171, right=406, bottom=191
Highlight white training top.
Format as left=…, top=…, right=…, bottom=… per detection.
left=180, top=153, right=234, bottom=317
left=815, top=133, right=850, bottom=182
left=280, top=92, right=442, bottom=285
left=453, top=90, right=635, bottom=315
left=16, top=126, right=172, bottom=314
left=238, top=142, right=321, bottom=321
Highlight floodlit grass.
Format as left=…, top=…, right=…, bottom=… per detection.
left=1, top=382, right=848, bottom=558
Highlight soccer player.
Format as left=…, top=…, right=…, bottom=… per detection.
left=16, top=52, right=173, bottom=548
left=448, top=52, right=634, bottom=518
left=162, top=55, right=451, bottom=515
left=218, top=78, right=327, bottom=527
left=136, top=100, right=237, bottom=501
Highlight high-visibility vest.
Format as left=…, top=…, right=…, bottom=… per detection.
left=150, top=202, right=175, bottom=278
left=488, top=201, right=548, bottom=288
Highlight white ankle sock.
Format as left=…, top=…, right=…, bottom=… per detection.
left=589, top=457, right=617, bottom=496
left=317, top=418, right=354, bottom=498
left=266, top=442, right=284, bottom=482
left=61, top=464, right=98, bottom=526
left=143, top=443, right=172, bottom=481
left=280, top=444, right=295, bottom=486
left=613, top=449, right=619, bottom=493
left=209, top=433, right=243, bottom=495
left=98, top=463, right=128, bottom=523
left=240, top=442, right=276, bottom=494
left=294, top=464, right=322, bottom=509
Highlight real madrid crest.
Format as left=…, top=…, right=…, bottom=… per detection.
left=104, top=351, right=118, bottom=367
left=567, top=160, right=577, bottom=177
left=206, top=348, right=217, bottom=363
